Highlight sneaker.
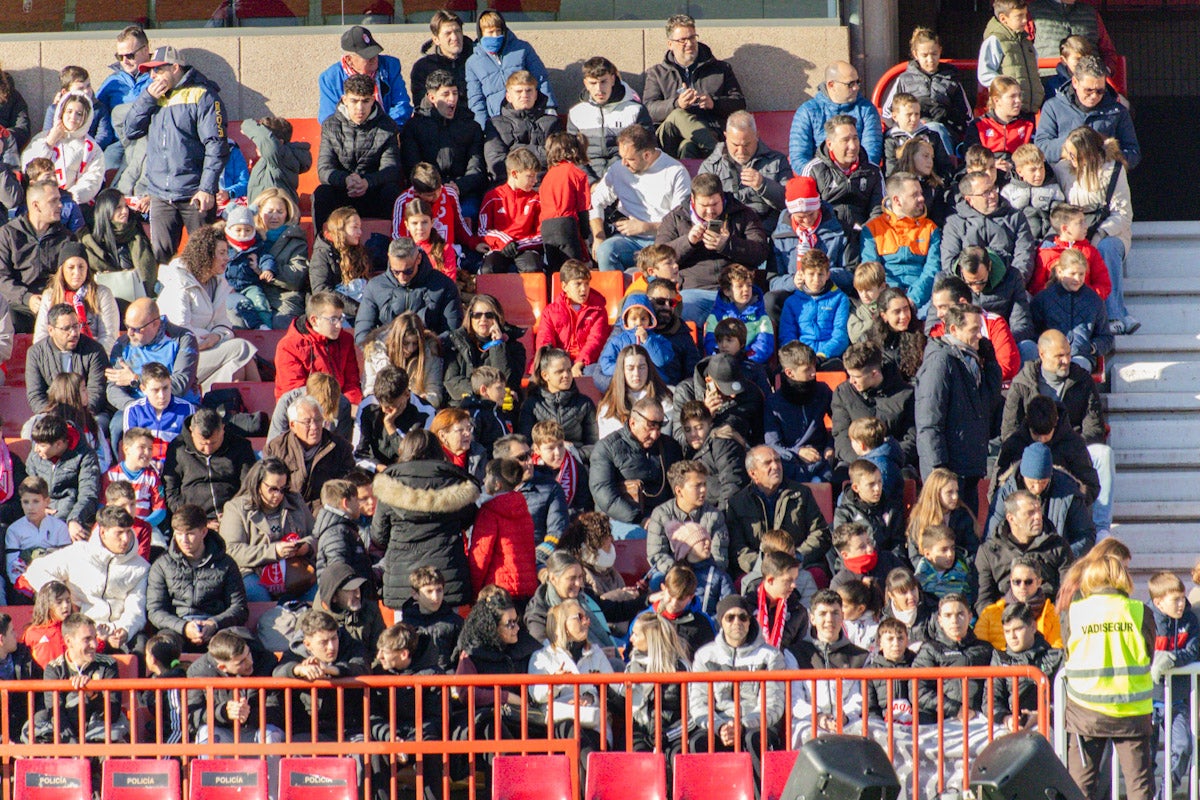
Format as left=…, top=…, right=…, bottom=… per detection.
left=1109, top=316, right=1141, bottom=335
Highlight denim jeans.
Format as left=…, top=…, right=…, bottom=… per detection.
left=595, top=234, right=655, bottom=272
left=1088, top=442, right=1115, bottom=530
left=1096, top=237, right=1128, bottom=321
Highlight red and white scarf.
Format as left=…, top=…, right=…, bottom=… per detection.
left=340, top=56, right=382, bottom=106
left=791, top=209, right=822, bottom=256
left=756, top=584, right=789, bottom=649
left=63, top=288, right=93, bottom=340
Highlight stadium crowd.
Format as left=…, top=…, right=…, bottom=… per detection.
left=0, top=2, right=1179, bottom=798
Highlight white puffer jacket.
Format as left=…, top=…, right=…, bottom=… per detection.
left=528, top=641, right=614, bottom=730
left=22, top=91, right=107, bottom=205
left=23, top=530, right=150, bottom=637
left=158, top=258, right=236, bottom=344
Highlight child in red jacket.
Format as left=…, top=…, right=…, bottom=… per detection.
left=479, top=147, right=543, bottom=274
left=392, top=162, right=480, bottom=257
left=540, top=131, right=592, bottom=271
left=535, top=259, right=611, bottom=376
left=274, top=293, right=363, bottom=403
left=468, top=458, right=538, bottom=602
left=1030, top=203, right=1113, bottom=299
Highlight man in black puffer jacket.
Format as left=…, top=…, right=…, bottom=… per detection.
left=402, top=70, right=485, bottom=210
left=832, top=341, right=916, bottom=470
left=589, top=398, right=683, bottom=526
left=482, top=75, right=561, bottom=184
left=313, top=73, right=402, bottom=234
left=187, top=629, right=283, bottom=742
left=162, top=409, right=257, bottom=521
left=146, top=504, right=247, bottom=651
left=913, top=593, right=995, bottom=723
left=410, top=11, right=475, bottom=107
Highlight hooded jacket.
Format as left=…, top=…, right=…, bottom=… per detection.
left=317, top=53, right=412, bottom=128
left=788, top=84, right=884, bottom=171
left=698, top=139, right=792, bottom=231
left=23, top=92, right=106, bottom=205
left=1035, top=82, right=1140, bottom=169
left=655, top=308, right=702, bottom=387
left=275, top=314, right=364, bottom=404
left=953, top=248, right=1035, bottom=343
left=402, top=101, right=486, bottom=199
left=263, top=429, right=356, bottom=513
left=881, top=59, right=972, bottom=136
left=354, top=252, right=463, bottom=343
left=860, top=207, right=941, bottom=309
left=372, top=459, right=479, bottom=608
left=25, top=531, right=150, bottom=637
left=589, top=426, right=683, bottom=524
left=765, top=375, right=833, bottom=471
left=465, top=31, right=556, bottom=126
left=727, top=480, right=831, bottom=574
left=831, top=362, right=917, bottom=468
left=597, top=293, right=676, bottom=378
left=314, top=504, right=372, bottom=579
left=483, top=93, right=561, bottom=182
left=671, top=355, right=767, bottom=446
left=655, top=194, right=770, bottom=292
left=689, top=621, right=786, bottom=731
left=769, top=201, right=849, bottom=287
left=988, top=468, right=1095, bottom=553
left=469, top=490, right=539, bottom=599
left=779, top=278, right=850, bottom=359
left=218, top=490, right=315, bottom=576
left=156, top=259, right=236, bottom=344
left=567, top=81, right=653, bottom=181
left=915, top=335, right=1003, bottom=480
left=187, top=634, right=282, bottom=732
left=124, top=66, right=229, bottom=202
left=1002, top=358, right=1107, bottom=445
left=941, top=196, right=1036, bottom=280
left=317, top=102, right=402, bottom=190
left=25, top=424, right=100, bottom=524
left=0, top=215, right=73, bottom=310
left=1031, top=281, right=1111, bottom=368
left=240, top=117, right=313, bottom=207
left=996, top=418, right=1101, bottom=506
left=703, top=285, right=774, bottom=364
left=535, top=287, right=611, bottom=369
left=146, top=531, right=247, bottom=636
left=317, top=562, right=386, bottom=659
left=989, top=634, right=1064, bottom=723
left=799, top=143, right=884, bottom=236
left=643, top=42, right=746, bottom=132
left=912, top=626, right=995, bottom=722
left=162, top=415, right=257, bottom=516
left=974, top=518, right=1073, bottom=613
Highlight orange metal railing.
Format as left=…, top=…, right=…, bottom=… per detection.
left=0, top=665, right=1050, bottom=800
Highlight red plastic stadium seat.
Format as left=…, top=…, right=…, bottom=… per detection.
left=672, top=753, right=753, bottom=800
left=246, top=601, right=276, bottom=633
left=804, top=482, right=834, bottom=525
left=586, top=752, right=667, bottom=800
left=0, top=604, right=35, bottom=637
left=321, top=0, right=395, bottom=16
left=8, top=438, right=31, bottom=462
left=614, top=538, right=650, bottom=586
left=3, top=333, right=34, bottom=386
left=976, top=479, right=989, bottom=539
left=234, top=329, right=286, bottom=361
left=476, top=273, right=548, bottom=330
left=760, top=750, right=799, bottom=800
left=0, top=386, right=33, bottom=437
left=753, top=111, right=792, bottom=155
left=574, top=375, right=601, bottom=404
left=552, top=271, right=627, bottom=325
left=286, top=119, right=323, bottom=217
left=189, top=759, right=268, bottom=800
left=491, top=755, right=571, bottom=800
left=15, top=758, right=91, bottom=800
left=278, top=757, right=357, bottom=800
left=210, top=382, right=278, bottom=415
left=815, top=371, right=846, bottom=392
left=102, top=759, right=181, bottom=800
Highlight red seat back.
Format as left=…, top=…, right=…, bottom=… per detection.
left=614, top=538, right=650, bottom=587
left=0, top=604, right=35, bottom=637
left=0, top=386, right=34, bottom=437
left=672, top=753, right=753, bottom=800
left=760, top=750, right=799, bottom=800
left=209, top=382, right=279, bottom=416
left=804, top=482, right=834, bottom=525
left=3, top=333, right=34, bottom=386
left=552, top=271, right=627, bottom=325
left=574, top=375, right=602, bottom=404
left=189, top=759, right=268, bottom=800
left=278, top=757, right=357, bottom=800
left=232, top=329, right=286, bottom=362
left=491, top=755, right=571, bottom=800
left=15, top=759, right=91, bottom=800
left=475, top=273, right=548, bottom=330
left=585, top=751, right=667, bottom=800
left=103, top=759, right=181, bottom=800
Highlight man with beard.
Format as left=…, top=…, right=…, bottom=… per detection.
left=974, top=491, right=1072, bottom=613
left=646, top=277, right=701, bottom=386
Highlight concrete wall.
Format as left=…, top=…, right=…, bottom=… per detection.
left=0, top=20, right=848, bottom=120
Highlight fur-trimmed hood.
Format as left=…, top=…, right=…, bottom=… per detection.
left=374, top=459, right=480, bottom=514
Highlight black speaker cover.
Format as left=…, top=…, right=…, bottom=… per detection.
left=969, top=730, right=1085, bottom=800
left=780, top=735, right=902, bottom=800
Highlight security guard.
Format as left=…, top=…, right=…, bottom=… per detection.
left=1064, top=554, right=1155, bottom=800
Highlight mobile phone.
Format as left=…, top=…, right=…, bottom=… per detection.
left=706, top=219, right=723, bottom=233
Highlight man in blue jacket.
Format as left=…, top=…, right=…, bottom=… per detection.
left=1034, top=54, right=1140, bottom=169
left=317, top=26, right=413, bottom=130
left=95, top=25, right=153, bottom=173
left=124, top=46, right=229, bottom=264
left=789, top=61, right=883, bottom=173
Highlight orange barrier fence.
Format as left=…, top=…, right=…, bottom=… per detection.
left=0, top=666, right=1050, bottom=800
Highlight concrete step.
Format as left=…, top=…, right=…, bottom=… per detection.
left=1113, top=469, right=1200, bottom=502
left=1107, top=334, right=1200, bottom=356
left=1109, top=523, right=1200, bottom=553
left=1110, top=360, right=1200, bottom=392
left=1127, top=221, right=1200, bottom=278
left=1109, top=419, right=1200, bottom=450
left=1113, top=501, right=1200, bottom=523
left=1122, top=302, right=1200, bottom=335
left=1114, top=449, right=1200, bottom=469
left=1125, top=278, right=1200, bottom=298
left=1104, top=392, right=1200, bottom=412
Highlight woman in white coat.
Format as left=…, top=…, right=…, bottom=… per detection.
left=157, top=224, right=258, bottom=389
left=33, top=242, right=120, bottom=354
left=22, top=91, right=106, bottom=207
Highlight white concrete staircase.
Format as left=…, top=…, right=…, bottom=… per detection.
left=1107, top=221, right=1200, bottom=586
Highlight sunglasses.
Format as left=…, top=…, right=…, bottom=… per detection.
left=633, top=410, right=664, bottom=429
left=471, top=311, right=498, bottom=320
left=723, top=612, right=750, bottom=622
left=652, top=297, right=678, bottom=308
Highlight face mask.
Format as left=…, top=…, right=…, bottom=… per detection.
left=843, top=551, right=878, bottom=575
left=593, top=545, right=617, bottom=570
left=481, top=35, right=505, bottom=53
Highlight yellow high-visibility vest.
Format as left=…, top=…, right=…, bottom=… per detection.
left=1065, top=592, right=1152, bottom=717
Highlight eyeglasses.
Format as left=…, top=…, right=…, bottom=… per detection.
left=500, top=619, right=520, bottom=629
left=53, top=323, right=83, bottom=333
left=262, top=484, right=287, bottom=495
left=966, top=188, right=999, bottom=198
left=470, top=311, right=498, bottom=320
left=834, top=79, right=862, bottom=89
left=1010, top=578, right=1036, bottom=586
left=445, top=423, right=474, bottom=436
left=669, top=34, right=698, bottom=44
left=115, top=44, right=146, bottom=61
left=318, top=314, right=346, bottom=326
left=293, top=418, right=322, bottom=429
left=633, top=410, right=664, bottom=429
left=723, top=612, right=750, bottom=623
left=126, top=319, right=158, bottom=334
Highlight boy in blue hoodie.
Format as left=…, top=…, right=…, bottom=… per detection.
left=223, top=204, right=276, bottom=330
left=779, top=249, right=850, bottom=368
left=1147, top=571, right=1200, bottom=796
left=703, top=264, right=774, bottom=363
left=765, top=341, right=832, bottom=483
left=595, top=292, right=676, bottom=392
